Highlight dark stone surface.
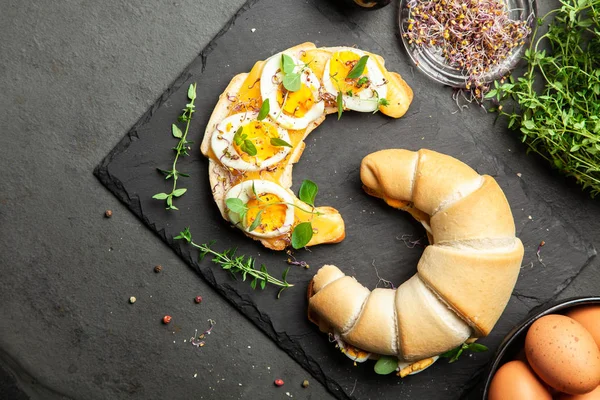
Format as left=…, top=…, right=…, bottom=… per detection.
left=2, top=0, right=599, bottom=399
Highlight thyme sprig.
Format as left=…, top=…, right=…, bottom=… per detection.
left=488, top=0, right=600, bottom=196
left=440, top=342, right=488, bottom=363
left=174, top=227, right=294, bottom=298
left=153, top=83, right=197, bottom=210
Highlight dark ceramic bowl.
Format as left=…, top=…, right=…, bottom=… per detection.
left=482, top=296, right=600, bottom=399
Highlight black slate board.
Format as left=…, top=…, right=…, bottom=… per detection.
left=94, top=0, right=596, bottom=398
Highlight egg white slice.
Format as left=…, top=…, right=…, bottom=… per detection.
left=211, top=112, right=292, bottom=172
left=260, top=52, right=325, bottom=130
left=322, top=48, right=388, bottom=113
left=225, top=180, right=295, bottom=239
left=398, top=356, right=439, bottom=376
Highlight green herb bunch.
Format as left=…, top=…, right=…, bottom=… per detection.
left=488, top=0, right=600, bottom=196
left=225, top=180, right=320, bottom=249
left=153, top=83, right=197, bottom=209
left=175, top=227, right=293, bottom=298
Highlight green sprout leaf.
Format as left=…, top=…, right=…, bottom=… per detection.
left=172, top=124, right=183, bottom=138
left=346, top=55, right=369, bottom=79
left=241, top=139, right=257, bottom=156
left=225, top=198, right=247, bottom=214
left=247, top=210, right=263, bottom=232
left=152, top=192, right=169, bottom=200
left=283, top=73, right=302, bottom=92
left=379, top=98, right=390, bottom=107
left=172, top=188, right=187, bottom=197
left=257, top=99, right=270, bottom=121
left=374, top=356, right=398, bottom=375
left=298, top=179, right=318, bottom=206
left=291, top=222, right=313, bottom=249
left=467, top=343, right=489, bottom=353
left=270, top=137, right=293, bottom=148
left=357, top=76, right=369, bottom=87
left=281, top=54, right=296, bottom=75
left=187, top=83, right=197, bottom=100
left=233, top=126, right=244, bottom=146
left=337, top=91, right=343, bottom=120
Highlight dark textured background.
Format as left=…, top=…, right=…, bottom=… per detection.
left=1, top=0, right=599, bottom=399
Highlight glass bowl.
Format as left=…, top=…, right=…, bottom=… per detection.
left=398, top=0, right=537, bottom=88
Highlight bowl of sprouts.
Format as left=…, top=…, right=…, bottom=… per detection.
left=399, top=0, right=536, bottom=98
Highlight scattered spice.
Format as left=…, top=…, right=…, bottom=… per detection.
left=403, top=0, right=531, bottom=97
left=129, top=296, right=136, bottom=304
left=301, top=380, right=309, bottom=388
left=104, top=210, right=113, bottom=218
left=274, top=379, right=284, bottom=387
left=162, top=315, right=172, bottom=324
left=154, top=265, right=162, bottom=273
left=194, top=296, right=203, bottom=304
left=191, top=319, right=216, bottom=348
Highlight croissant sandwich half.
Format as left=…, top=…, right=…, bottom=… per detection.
left=307, top=149, right=524, bottom=376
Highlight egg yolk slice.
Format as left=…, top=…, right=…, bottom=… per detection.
left=329, top=51, right=370, bottom=95
left=233, top=121, right=282, bottom=163
left=245, top=193, right=288, bottom=234
left=276, top=84, right=315, bottom=118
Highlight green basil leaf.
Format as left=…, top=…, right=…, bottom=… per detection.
left=283, top=73, right=302, bottom=92
left=247, top=210, right=263, bottom=232
left=241, top=139, right=258, bottom=156
left=281, top=54, right=296, bottom=75
left=291, top=222, right=313, bottom=249
left=257, top=99, right=270, bottom=121
left=152, top=192, right=169, bottom=200
left=225, top=198, right=247, bottom=214
left=337, top=91, right=343, bottom=120
left=298, top=179, right=318, bottom=206
left=346, top=55, right=369, bottom=79
left=374, top=356, right=398, bottom=375
left=270, top=137, right=293, bottom=148
left=172, top=124, right=183, bottom=139
left=172, top=188, right=187, bottom=197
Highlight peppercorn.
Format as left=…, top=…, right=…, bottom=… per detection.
left=162, top=315, right=172, bottom=324
left=274, top=379, right=284, bottom=387
left=154, top=265, right=162, bottom=273
left=129, top=296, right=136, bottom=304
left=302, top=380, right=309, bottom=388
left=194, top=296, right=203, bottom=304
left=105, top=210, right=113, bottom=218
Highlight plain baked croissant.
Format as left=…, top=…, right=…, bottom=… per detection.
left=307, top=149, right=524, bottom=362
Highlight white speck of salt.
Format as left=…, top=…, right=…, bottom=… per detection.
left=251, top=28, right=256, bottom=32
left=248, top=346, right=251, bottom=348
left=194, top=373, right=197, bottom=378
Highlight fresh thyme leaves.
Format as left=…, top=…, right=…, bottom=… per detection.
left=174, top=227, right=294, bottom=298
left=270, top=137, right=293, bottom=148
left=346, top=55, right=369, bottom=80
left=440, top=342, right=488, bottom=363
left=488, top=0, right=600, bottom=196
left=291, top=222, right=313, bottom=249
left=337, top=92, right=344, bottom=120
left=374, top=356, right=398, bottom=375
left=257, top=99, right=270, bottom=121
left=298, top=179, right=318, bottom=206
left=153, top=82, right=197, bottom=210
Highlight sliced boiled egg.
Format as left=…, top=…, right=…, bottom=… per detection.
left=335, top=337, right=371, bottom=364
left=211, top=112, right=292, bottom=172
left=398, top=356, right=439, bottom=377
left=322, top=49, right=388, bottom=112
left=225, top=180, right=295, bottom=238
left=260, top=52, right=325, bottom=130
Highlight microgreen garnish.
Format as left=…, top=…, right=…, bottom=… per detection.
left=291, top=222, right=313, bottom=249
left=336, top=92, right=344, bottom=120
left=356, top=76, right=369, bottom=87
left=374, top=356, right=398, bottom=375
left=233, top=126, right=258, bottom=157
left=298, top=179, right=318, bottom=207
left=281, top=54, right=296, bottom=75
left=257, top=99, right=270, bottom=121
left=174, top=228, right=294, bottom=298
left=345, top=90, right=354, bottom=97
left=440, top=342, right=488, bottom=363
left=378, top=98, right=390, bottom=107
left=346, top=55, right=369, bottom=80
left=270, top=137, right=293, bottom=148
left=281, top=54, right=301, bottom=92
left=247, top=210, right=263, bottom=232
left=153, top=82, right=197, bottom=210
left=489, top=1, right=600, bottom=196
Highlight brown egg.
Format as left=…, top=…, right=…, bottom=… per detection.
left=566, top=306, right=600, bottom=349
left=525, top=314, right=600, bottom=395
left=488, top=360, right=552, bottom=400
left=558, top=385, right=600, bottom=400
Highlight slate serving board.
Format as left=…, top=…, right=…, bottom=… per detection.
left=94, top=0, right=596, bottom=398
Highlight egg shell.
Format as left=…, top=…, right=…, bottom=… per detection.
left=558, top=385, right=600, bottom=400
left=525, top=314, right=600, bottom=395
left=566, top=306, right=600, bottom=349
left=488, top=360, right=552, bottom=400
